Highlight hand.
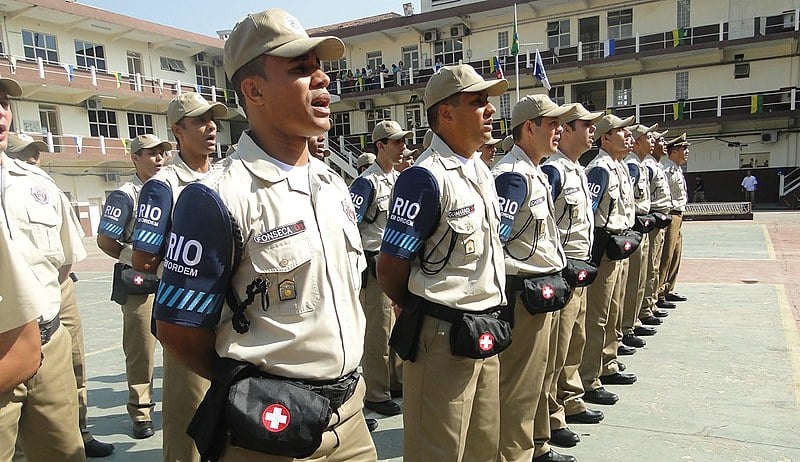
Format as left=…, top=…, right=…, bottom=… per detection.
left=392, top=302, right=403, bottom=317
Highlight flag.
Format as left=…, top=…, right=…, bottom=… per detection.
left=122, top=138, right=130, bottom=154
left=750, top=94, right=764, bottom=113
left=604, top=39, right=616, bottom=57
left=9, top=56, right=17, bottom=74
left=672, top=28, right=686, bottom=47
left=223, top=88, right=229, bottom=102
left=672, top=101, right=684, bottom=120
left=510, top=21, right=519, bottom=56
left=62, top=63, right=74, bottom=82
left=73, top=135, right=83, bottom=154
left=533, top=49, right=551, bottom=90
left=114, top=72, right=122, bottom=88
left=494, top=56, right=504, bottom=79
left=489, top=57, right=496, bottom=73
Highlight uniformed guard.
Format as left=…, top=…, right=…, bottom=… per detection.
left=6, top=133, right=115, bottom=458
left=493, top=95, right=573, bottom=462
left=131, top=92, right=226, bottom=462
left=659, top=133, right=691, bottom=305
left=395, top=148, right=417, bottom=173
left=579, top=115, right=639, bottom=407
left=501, top=134, right=514, bottom=154
left=356, top=152, right=376, bottom=174
left=153, top=9, right=376, bottom=461
left=377, top=64, right=508, bottom=461
left=478, top=137, right=502, bottom=166
left=0, top=76, right=86, bottom=461
left=350, top=120, right=410, bottom=417
left=97, top=134, right=171, bottom=439
left=541, top=103, right=606, bottom=436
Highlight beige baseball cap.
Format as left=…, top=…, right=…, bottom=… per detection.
left=484, top=138, right=502, bottom=146
left=356, top=152, right=376, bottom=169
left=666, top=132, right=691, bottom=148
left=223, top=9, right=345, bottom=79
left=424, top=64, right=507, bottom=108
left=510, top=95, right=574, bottom=130
left=652, top=129, right=669, bottom=140
left=403, top=148, right=419, bottom=158
left=593, top=114, right=636, bottom=142
left=629, top=123, right=659, bottom=140
left=372, top=120, right=413, bottom=143
left=167, top=92, right=228, bottom=125
left=6, top=133, right=48, bottom=153
left=0, top=77, right=22, bottom=98
left=422, top=129, right=434, bottom=150
left=560, top=103, right=604, bottom=124
left=502, top=135, right=515, bottom=152
left=130, top=134, right=172, bottom=154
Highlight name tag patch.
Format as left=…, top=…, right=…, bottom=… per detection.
left=448, top=205, right=475, bottom=219
left=529, top=196, right=546, bottom=207
left=253, top=221, right=306, bottom=245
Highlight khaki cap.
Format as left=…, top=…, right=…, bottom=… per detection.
left=403, top=148, right=419, bottom=158
left=168, top=92, right=228, bottom=125
left=484, top=138, right=502, bottom=146
left=0, top=77, right=22, bottom=98
left=666, top=133, right=691, bottom=148
left=510, top=95, right=574, bottom=130
left=653, top=129, right=669, bottom=140
left=372, top=120, right=412, bottom=143
left=560, top=103, right=604, bottom=124
left=424, top=64, right=507, bottom=108
left=223, top=9, right=345, bottom=79
left=629, top=123, right=658, bottom=140
left=422, top=129, right=434, bottom=150
left=356, top=152, right=375, bottom=168
left=593, top=114, right=636, bottom=141
left=6, top=133, right=48, bottom=153
left=130, top=134, right=172, bottom=154
left=501, top=135, right=515, bottom=152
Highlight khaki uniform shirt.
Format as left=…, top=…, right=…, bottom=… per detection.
left=625, top=154, right=651, bottom=216
left=351, top=163, right=397, bottom=252
left=542, top=151, right=594, bottom=260
left=1, top=153, right=85, bottom=322
left=642, top=155, right=672, bottom=213
left=152, top=153, right=208, bottom=203
left=586, top=150, right=630, bottom=233
left=493, top=146, right=566, bottom=276
left=662, top=158, right=688, bottom=212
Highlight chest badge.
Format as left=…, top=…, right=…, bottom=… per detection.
left=465, top=239, right=475, bottom=255
left=278, top=279, right=297, bottom=301
left=30, top=186, right=49, bottom=204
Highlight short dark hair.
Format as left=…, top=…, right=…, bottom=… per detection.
left=231, top=54, right=268, bottom=114
left=511, top=117, right=543, bottom=141
left=372, top=138, right=389, bottom=153
left=426, top=93, right=462, bottom=130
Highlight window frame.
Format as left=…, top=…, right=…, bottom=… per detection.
left=127, top=112, right=155, bottom=138
left=547, top=20, right=571, bottom=49
left=74, top=39, right=107, bottom=71
left=613, top=78, right=632, bottom=106
left=433, top=38, right=463, bottom=65
left=22, top=30, right=59, bottom=65
left=607, top=9, right=634, bottom=40
left=160, top=57, right=188, bottom=73
left=88, top=109, right=119, bottom=138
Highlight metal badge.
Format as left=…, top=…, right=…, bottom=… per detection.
left=465, top=239, right=475, bottom=254
left=278, top=279, right=297, bottom=301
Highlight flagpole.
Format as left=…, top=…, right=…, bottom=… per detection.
left=514, top=3, right=519, bottom=103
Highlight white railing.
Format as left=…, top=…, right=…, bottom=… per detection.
left=778, top=166, right=800, bottom=197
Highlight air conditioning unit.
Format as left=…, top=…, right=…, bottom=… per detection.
left=422, top=29, right=440, bottom=42
left=761, top=130, right=778, bottom=143
left=86, top=98, right=102, bottom=110
left=211, top=57, right=223, bottom=67
left=450, top=24, right=470, bottom=38
left=194, top=52, right=207, bottom=63
left=358, top=99, right=373, bottom=111
left=103, top=173, right=120, bottom=182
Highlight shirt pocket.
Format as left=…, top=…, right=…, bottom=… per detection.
left=342, top=223, right=366, bottom=290
left=446, top=214, right=482, bottom=266
left=26, top=202, right=60, bottom=256
left=248, top=236, right=318, bottom=316
left=563, top=191, right=583, bottom=222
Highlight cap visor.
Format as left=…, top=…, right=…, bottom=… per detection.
left=0, top=78, right=22, bottom=98
left=463, top=78, right=508, bottom=97
left=270, top=36, right=345, bottom=61
left=617, top=116, right=636, bottom=128
left=388, top=131, right=414, bottom=140
left=185, top=103, right=228, bottom=120
left=542, top=105, right=574, bottom=119
left=579, top=111, right=605, bottom=122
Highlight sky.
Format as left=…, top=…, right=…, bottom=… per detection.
left=79, top=0, right=422, bottom=37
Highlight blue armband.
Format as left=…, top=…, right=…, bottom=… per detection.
left=380, top=166, right=440, bottom=260
left=494, top=172, right=528, bottom=243
left=349, top=177, right=374, bottom=224
left=133, top=179, right=173, bottom=255
left=98, top=190, right=133, bottom=239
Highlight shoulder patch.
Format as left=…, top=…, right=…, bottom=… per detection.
left=541, top=164, right=562, bottom=202
left=380, top=166, right=440, bottom=260
left=627, top=162, right=641, bottom=184
left=98, top=190, right=134, bottom=239
left=349, top=177, right=375, bottom=224
left=494, top=172, right=528, bottom=243
left=132, top=179, right=174, bottom=255
left=153, top=183, right=235, bottom=328
left=586, top=167, right=610, bottom=211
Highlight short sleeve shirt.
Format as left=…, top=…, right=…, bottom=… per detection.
left=624, top=154, right=651, bottom=216
left=642, top=155, right=672, bottom=213
left=541, top=151, right=594, bottom=260
left=98, top=176, right=144, bottom=265
left=662, top=158, right=688, bottom=211
left=350, top=163, right=397, bottom=252
left=585, top=150, right=629, bottom=233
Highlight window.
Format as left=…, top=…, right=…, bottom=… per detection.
left=547, top=20, right=571, bottom=49
left=322, top=58, right=348, bottom=73
left=434, top=38, right=463, bottom=65
left=498, top=31, right=509, bottom=53
left=734, top=63, right=750, bottom=79
left=75, top=40, right=106, bottom=71
left=549, top=86, right=566, bottom=106
left=675, top=71, right=689, bottom=100
left=160, top=57, right=187, bottom=73
left=331, top=112, right=351, bottom=138
left=499, top=93, right=511, bottom=119
left=127, top=112, right=154, bottom=138
left=366, top=108, right=391, bottom=133
left=608, top=9, right=633, bottom=40
left=401, top=45, right=419, bottom=70
left=22, top=30, right=58, bottom=64
left=366, top=51, right=383, bottom=71
left=405, top=104, right=423, bottom=131
left=677, top=0, right=691, bottom=30
left=39, top=105, right=60, bottom=152
left=613, top=78, right=632, bottom=106
left=196, top=63, right=216, bottom=88
left=127, top=51, right=143, bottom=75
left=89, top=109, right=118, bottom=138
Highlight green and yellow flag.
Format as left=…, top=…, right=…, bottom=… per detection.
left=672, top=101, right=684, bottom=120
left=511, top=22, right=519, bottom=56
left=750, top=94, right=764, bottom=113
left=122, top=138, right=130, bottom=154
left=672, top=28, right=686, bottom=47
left=114, top=72, right=122, bottom=89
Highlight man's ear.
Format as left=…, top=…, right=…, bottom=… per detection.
left=240, top=76, right=266, bottom=106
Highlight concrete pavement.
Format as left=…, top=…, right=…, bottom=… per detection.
left=70, top=212, right=800, bottom=461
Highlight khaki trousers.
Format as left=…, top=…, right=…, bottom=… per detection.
left=0, top=326, right=84, bottom=462
left=549, top=287, right=587, bottom=427
left=121, top=293, right=156, bottom=422
left=162, top=348, right=209, bottom=462
left=497, top=297, right=552, bottom=461
left=360, top=270, right=401, bottom=403
left=403, top=315, right=499, bottom=462
left=603, top=259, right=628, bottom=377
left=621, top=233, right=649, bottom=335
left=220, top=378, right=376, bottom=462
left=640, top=228, right=665, bottom=319
left=580, top=257, right=621, bottom=392
left=659, top=214, right=683, bottom=297
left=58, top=278, right=92, bottom=443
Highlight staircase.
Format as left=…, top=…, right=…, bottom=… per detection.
left=325, top=136, right=360, bottom=182
left=778, top=167, right=800, bottom=209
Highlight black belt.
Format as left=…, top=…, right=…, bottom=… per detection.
left=291, top=371, right=360, bottom=411
left=39, top=317, right=60, bottom=345
left=421, top=298, right=502, bottom=324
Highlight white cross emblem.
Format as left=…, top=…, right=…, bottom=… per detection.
left=624, top=241, right=632, bottom=251
left=261, top=404, right=290, bottom=432
left=478, top=333, right=494, bottom=351
left=133, top=274, right=144, bottom=286
left=542, top=285, right=555, bottom=300
left=578, top=270, right=588, bottom=281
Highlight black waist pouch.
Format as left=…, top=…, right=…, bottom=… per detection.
left=562, top=258, right=598, bottom=288
left=388, top=294, right=425, bottom=362
left=111, top=263, right=128, bottom=305
left=633, top=214, right=656, bottom=234
left=449, top=310, right=512, bottom=359
left=226, top=374, right=332, bottom=459
left=603, top=229, right=642, bottom=260
left=519, top=274, right=573, bottom=314
left=651, top=211, right=673, bottom=229
left=120, top=266, right=160, bottom=295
